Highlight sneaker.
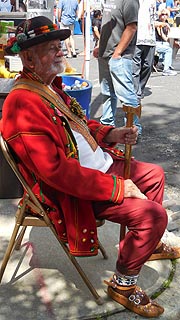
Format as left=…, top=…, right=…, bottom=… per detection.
left=66, top=54, right=72, bottom=58
left=156, top=63, right=164, bottom=72
left=162, top=69, right=177, bottom=76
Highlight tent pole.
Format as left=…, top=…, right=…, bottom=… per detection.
left=85, top=0, right=90, bottom=79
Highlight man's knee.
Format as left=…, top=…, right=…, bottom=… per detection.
left=150, top=163, right=165, bottom=181
left=147, top=202, right=167, bottom=231
left=135, top=200, right=167, bottom=231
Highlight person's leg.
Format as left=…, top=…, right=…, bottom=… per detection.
left=93, top=159, right=180, bottom=316
left=78, top=17, right=86, bottom=55
left=156, top=42, right=172, bottom=70
left=98, top=57, right=117, bottom=126
left=64, top=37, right=72, bottom=57
left=133, top=44, right=155, bottom=134
left=108, top=158, right=180, bottom=253
left=108, top=158, right=165, bottom=205
left=132, top=45, right=143, bottom=100
left=94, top=159, right=167, bottom=270
left=93, top=179, right=167, bottom=317
left=172, top=39, right=180, bottom=60
left=109, top=57, right=138, bottom=106
left=69, top=24, right=77, bottom=57
left=162, top=43, right=173, bottom=71
left=60, top=23, right=72, bottom=57
left=109, top=56, right=142, bottom=135
left=139, top=46, right=156, bottom=96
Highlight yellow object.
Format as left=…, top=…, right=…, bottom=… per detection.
left=64, top=66, right=77, bottom=74
left=81, top=81, right=88, bottom=87
left=63, top=56, right=77, bottom=74
left=0, top=65, right=17, bottom=78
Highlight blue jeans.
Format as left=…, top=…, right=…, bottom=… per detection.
left=98, top=56, right=142, bottom=134
left=155, top=41, right=173, bottom=71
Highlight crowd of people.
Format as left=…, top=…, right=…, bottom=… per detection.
left=0, top=1, right=180, bottom=319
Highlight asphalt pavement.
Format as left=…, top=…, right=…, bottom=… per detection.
left=0, top=35, right=180, bottom=320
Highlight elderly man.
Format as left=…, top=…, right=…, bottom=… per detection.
left=1, top=16, right=180, bottom=318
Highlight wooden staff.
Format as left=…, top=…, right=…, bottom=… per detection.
left=120, top=104, right=141, bottom=241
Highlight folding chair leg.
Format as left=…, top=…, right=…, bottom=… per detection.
left=58, top=239, right=104, bottom=305
left=14, top=226, right=27, bottom=250
left=0, top=223, right=21, bottom=283
left=98, top=239, right=108, bottom=259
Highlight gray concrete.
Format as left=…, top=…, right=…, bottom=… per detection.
left=0, top=35, right=180, bottom=319
left=0, top=199, right=179, bottom=320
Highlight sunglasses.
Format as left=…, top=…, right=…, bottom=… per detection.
left=161, top=13, right=168, bottom=16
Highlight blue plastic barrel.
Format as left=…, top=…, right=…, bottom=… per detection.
left=61, top=76, right=92, bottom=119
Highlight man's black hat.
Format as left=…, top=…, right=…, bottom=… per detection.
left=5, top=15, right=71, bottom=55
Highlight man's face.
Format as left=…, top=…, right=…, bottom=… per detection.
left=29, top=39, right=64, bottom=83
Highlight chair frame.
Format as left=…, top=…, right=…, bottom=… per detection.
left=0, top=134, right=108, bottom=305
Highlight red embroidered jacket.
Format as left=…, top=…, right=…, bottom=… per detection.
left=1, top=76, right=125, bottom=257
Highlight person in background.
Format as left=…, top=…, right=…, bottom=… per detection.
left=77, top=0, right=94, bottom=56
left=133, top=0, right=157, bottom=102
left=158, top=0, right=166, bottom=11
left=2, top=15, right=180, bottom=318
left=166, top=0, right=180, bottom=19
left=58, top=0, right=78, bottom=58
left=156, top=0, right=162, bottom=11
left=93, top=0, right=142, bottom=137
left=92, top=9, right=102, bottom=48
left=77, top=0, right=86, bottom=35
left=53, top=0, right=58, bottom=24
left=0, top=0, right=11, bottom=12
left=131, top=0, right=180, bottom=256
left=10, top=0, right=27, bottom=12
left=155, top=8, right=177, bottom=75
left=77, top=0, right=93, bottom=35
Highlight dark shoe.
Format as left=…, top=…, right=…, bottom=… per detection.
left=72, top=53, right=77, bottom=58
left=148, top=243, right=180, bottom=261
left=104, top=277, right=164, bottom=318
left=156, top=63, right=164, bottom=71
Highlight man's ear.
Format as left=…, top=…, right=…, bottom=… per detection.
left=22, top=49, right=34, bottom=68
left=26, top=50, right=33, bottom=62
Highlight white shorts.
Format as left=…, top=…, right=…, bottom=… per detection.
left=60, top=23, right=74, bottom=35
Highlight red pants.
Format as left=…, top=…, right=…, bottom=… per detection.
left=93, top=158, right=167, bottom=274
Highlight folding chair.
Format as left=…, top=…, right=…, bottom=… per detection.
left=0, top=133, right=108, bottom=305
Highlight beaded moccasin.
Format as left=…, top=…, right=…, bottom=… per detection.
left=148, top=243, right=180, bottom=261
left=104, top=277, right=164, bottom=318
